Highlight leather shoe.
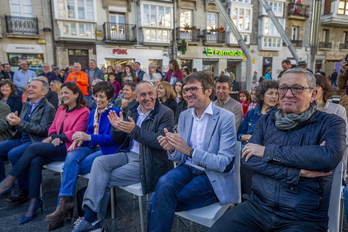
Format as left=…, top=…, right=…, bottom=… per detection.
left=5, top=189, right=29, bottom=204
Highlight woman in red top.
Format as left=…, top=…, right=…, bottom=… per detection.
left=164, top=59, right=183, bottom=85
left=0, top=82, right=89, bottom=225
left=238, top=90, right=250, bottom=118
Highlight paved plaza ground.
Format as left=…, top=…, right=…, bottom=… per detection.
left=0, top=162, right=207, bottom=232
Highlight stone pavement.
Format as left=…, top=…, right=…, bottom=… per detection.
left=0, top=162, right=207, bottom=232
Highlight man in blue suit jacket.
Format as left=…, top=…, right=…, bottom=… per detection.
left=147, top=71, right=238, bottom=232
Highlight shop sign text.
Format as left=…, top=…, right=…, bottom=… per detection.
left=112, top=49, right=128, bottom=55
left=203, top=48, right=243, bottom=57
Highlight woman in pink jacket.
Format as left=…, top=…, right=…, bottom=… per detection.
left=0, top=82, right=89, bottom=224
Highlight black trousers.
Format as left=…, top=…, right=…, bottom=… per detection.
left=208, top=200, right=327, bottom=232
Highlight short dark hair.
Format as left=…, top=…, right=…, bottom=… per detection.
left=215, top=75, right=233, bottom=88
left=0, top=79, right=16, bottom=98
left=184, top=71, right=215, bottom=100
left=135, top=62, right=141, bottom=65
left=314, top=74, right=332, bottom=103
left=124, top=81, right=136, bottom=91
left=61, top=82, right=86, bottom=109
left=282, top=59, right=291, bottom=65
left=255, top=80, right=279, bottom=106
left=93, top=81, right=114, bottom=101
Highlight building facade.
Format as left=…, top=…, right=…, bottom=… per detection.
left=0, top=0, right=55, bottom=74
left=1, top=0, right=348, bottom=89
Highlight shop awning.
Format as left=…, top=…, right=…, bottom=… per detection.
left=325, top=56, right=343, bottom=61
left=6, top=44, right=43, bottom=54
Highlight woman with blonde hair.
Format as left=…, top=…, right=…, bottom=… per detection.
left=157, top=81, right=177, bottom=113
left=50, top=80, right=62, bottom=105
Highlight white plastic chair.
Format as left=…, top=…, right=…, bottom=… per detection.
left=175, top=140, right=242, bottom=228
left=328, top=161, right=345, bottom=232
left=119, top=182, right=145, bottom=232
left=43, top=162, right=116, bottom=219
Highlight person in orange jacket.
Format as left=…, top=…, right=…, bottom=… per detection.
left=65, top=63, right=89, bottom=96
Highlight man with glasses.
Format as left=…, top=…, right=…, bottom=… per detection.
left=210, top=68, right=346, bottom=232
left=13, top=61, right=36, bottom=95
left=148, top=71, right=238, bottom=232
left=1, top=63, right=14, bottom=81
left=214, top=75, right=243, bottom=130
left=73, top=81, right=174, bottom=231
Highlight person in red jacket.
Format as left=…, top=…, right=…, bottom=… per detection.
left=65, top=63, right=89, bottom=96
left=238, top=90, right=250, bottom=118
left=164, top=59, right=183, bottom=86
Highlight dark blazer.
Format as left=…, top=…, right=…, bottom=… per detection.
left=1, top=71, right=15, bottom=81
left=112, top=100, right=174, bottom=194
left=46, top=90, right=59, bottom=109
left=162, top=98, right=177, bottom=114
left=3, top=94, right=22, bottom=115
left=13, top=98, right=56, bottom=142
left=85, top=67, right=104, bottom=86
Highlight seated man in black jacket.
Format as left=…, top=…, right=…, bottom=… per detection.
left=73, top=81, right=174, bottom=231
left=210, top=68, right=346, bottom=232
left=0, top=78, right=56, bottom=203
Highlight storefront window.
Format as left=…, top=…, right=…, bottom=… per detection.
left=8, top=53, right=44, bottom=74
left=180, top=60, right=192, bottom=71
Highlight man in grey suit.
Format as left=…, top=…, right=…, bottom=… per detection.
left=147, top=71, right=238, bottom=232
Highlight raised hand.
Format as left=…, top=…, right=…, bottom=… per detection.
left=108, top=110, right=124, bottom=130
left=117, top=116, right=136, bottom=133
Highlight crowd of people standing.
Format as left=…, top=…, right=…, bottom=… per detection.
left=0, top=57, right=346, bottom=232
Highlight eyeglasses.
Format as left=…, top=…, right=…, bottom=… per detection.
left=182, top=86, right=203, bottom=95
left=278, top=85, right=313, bottom=95
left=216, top=87, right=230, bottom=91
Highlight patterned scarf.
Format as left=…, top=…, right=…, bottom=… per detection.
left=93, top=102, right=113, bottom=135
left=274, top=102, right=317, bottom=131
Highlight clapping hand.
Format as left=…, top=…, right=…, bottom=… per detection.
left=108, top=110, right=124, bottom=130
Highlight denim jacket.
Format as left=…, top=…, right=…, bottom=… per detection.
left=237, top=105, right=275, bottom=143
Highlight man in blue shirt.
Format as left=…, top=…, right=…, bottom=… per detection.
left=13, top=61, right=36, bottom=94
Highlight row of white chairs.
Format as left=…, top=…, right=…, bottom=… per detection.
left=42, top=140, right=344, bottom=232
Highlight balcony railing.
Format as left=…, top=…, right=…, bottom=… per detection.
left=287, top=3, right=309, bottom=18
left=5, top=15, right=39, bottom=35
left=319, top=42, right=332, bottom=49
left=291, top=40, right=302, bottom=47
left=176, top=27, right=200, bottom=42
left=203, top=30, right=225, bottom=44
left=103, top=23, right=136, bottom=42
left=340, top=43, right=348, bottom=49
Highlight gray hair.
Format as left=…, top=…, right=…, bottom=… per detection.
left=31, top=77, right=49, bottom=91
left=89, top=59, right=96, bottom=64
left=282, top=68, right=316, bottom=89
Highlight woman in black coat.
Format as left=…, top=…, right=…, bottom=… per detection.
left=0, top=79, right=22, bottom=115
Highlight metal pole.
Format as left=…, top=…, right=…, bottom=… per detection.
left=214, top=0, right=252, bottom=91
left=259, top=0, right=299, bottom=63
left=310, top=0, right=322, bottom=71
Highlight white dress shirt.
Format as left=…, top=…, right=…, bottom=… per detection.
left=184, top=102, right=214, bottom=171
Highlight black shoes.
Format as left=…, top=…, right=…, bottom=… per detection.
left=5, top=189, right=29, bottom=204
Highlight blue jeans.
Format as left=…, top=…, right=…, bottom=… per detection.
left=0, top=138, right=31, bottom=189
left=343, top=186, right=348, bottom=222
left=147, top=165, right=218, bottom=232
left=59, top=147, right=102, bottom=196
left=9, top=142, right=67, bottom=198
